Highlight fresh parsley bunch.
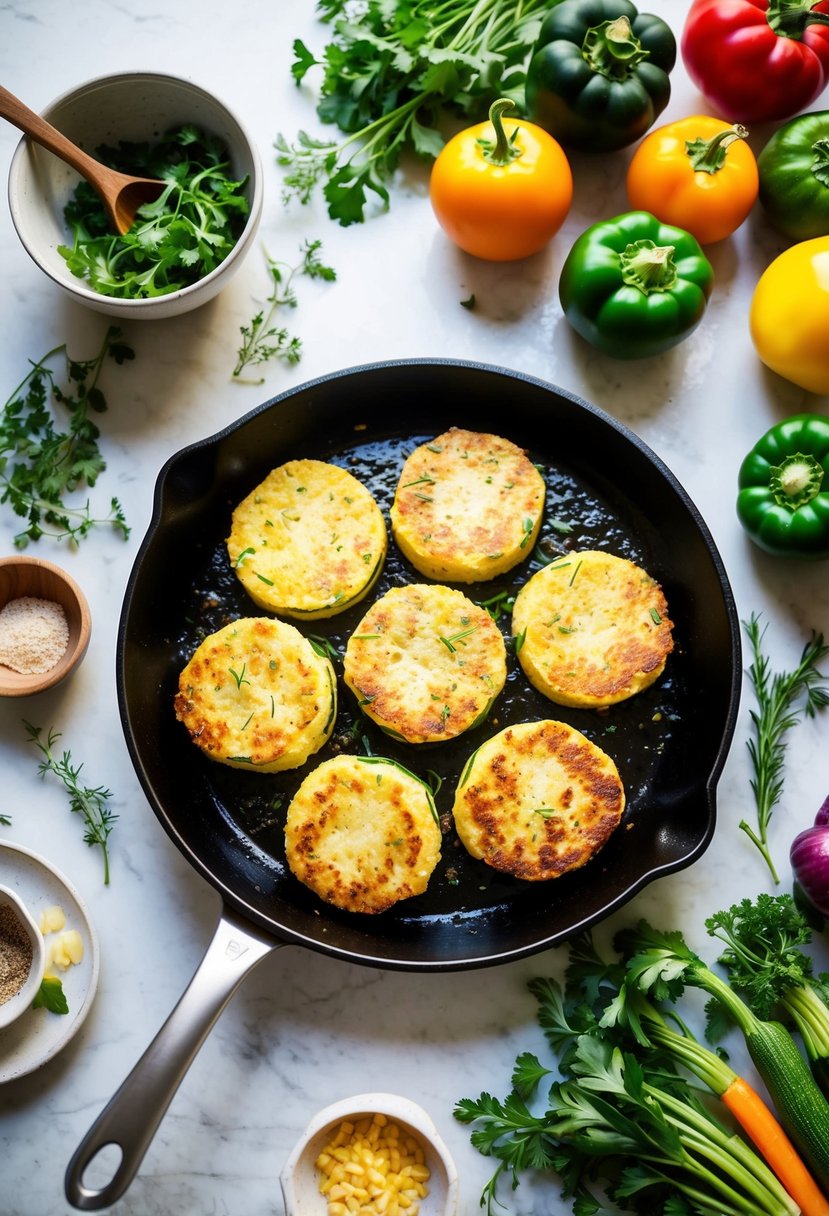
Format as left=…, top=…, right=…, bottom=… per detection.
left=59, top=125, right=250, bottom=299
left=278, top=0, right=550, bottom=224
left=0, top=327, right=132, bottom=547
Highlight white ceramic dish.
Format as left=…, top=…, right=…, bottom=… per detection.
left=0, top=883, right=46, bottom=1030
left=280, top=1092, right=459, bottom=1216
left=0, top=840, right=99, bottom=1082
left=7, top=71, right=263, bottom=319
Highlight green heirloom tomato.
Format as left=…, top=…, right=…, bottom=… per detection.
left=526, top=0, right=676, bottom=152
left=558, top=211, right=714, bottom=359
left=737, top=414, right=829, bottom=559
left=758, top=111, right=829, bottom=242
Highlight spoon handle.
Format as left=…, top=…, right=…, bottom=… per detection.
left=0, top=84, right=111, bottom=189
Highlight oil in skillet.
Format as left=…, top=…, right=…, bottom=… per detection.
left=171, top=432, right=684, bottom=913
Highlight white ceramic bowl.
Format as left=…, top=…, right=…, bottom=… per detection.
left=7, top=71, right=263, bottom=319
left=0, top=884, right=46, bottom=1031
left=280, top=1092, right=459, bottom=1216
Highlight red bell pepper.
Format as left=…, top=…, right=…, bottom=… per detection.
left=681, top=0, right=829, bottom=123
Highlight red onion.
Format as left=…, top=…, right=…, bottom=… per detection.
left=790, top=795, right=829, bottom=919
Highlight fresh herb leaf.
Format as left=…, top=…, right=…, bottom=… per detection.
left=32, top=975, right=69, bottom=1015
left=742, top=614, right=829, bottom=882
left=59, top=126, right=250, bottom=299
left=233, top=239, right=336, bottom=382
left=24, top=721, right=118, bottom=884
left=277, top=0, right=549, bottom=224
left=706, top=893, right=829, bottom=1069
left=0, top=329, right=131, bottom=547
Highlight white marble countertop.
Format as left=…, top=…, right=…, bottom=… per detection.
left=1, top=1, right=829, bottom=1213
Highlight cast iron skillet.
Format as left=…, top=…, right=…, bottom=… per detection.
left=66, top=360, right=741, bottom=1209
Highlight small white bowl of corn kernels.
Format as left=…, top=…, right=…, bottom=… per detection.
left=280, top=1092, right=459, bottom=1216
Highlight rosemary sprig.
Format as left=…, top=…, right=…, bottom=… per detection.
left=741, top=614, right=829, bottom=883
left=23, top=722, right=118, bottom=885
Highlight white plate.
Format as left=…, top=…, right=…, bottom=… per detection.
left=0, top=840, right=99, bottom=1082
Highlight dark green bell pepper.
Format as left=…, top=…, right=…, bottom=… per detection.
left=558, top=211, right=714, bottom=359
left=737, top=414, right=829, bottom=559
left=758, top=111, right=829, bottom=242
left=525, top=0, right=676, bottom=152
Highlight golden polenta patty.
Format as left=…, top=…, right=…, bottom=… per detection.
left=227, top=459, right=387, bottom=619
left=174, top=617, right=336, bottom=772
left=284, top=754, right=442, bottom=913
left=389, top=428, right=545, bottom=582
left=452, top=719, right=625, bottom=882
left=511, top=550, right=674, bottom=709
left=343, top=583, right=507, bottom=744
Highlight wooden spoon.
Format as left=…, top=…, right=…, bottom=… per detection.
left=0, top=84, right=165, bottom=235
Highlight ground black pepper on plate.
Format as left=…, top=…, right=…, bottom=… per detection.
left=0, top=902, right=33, bottom=1004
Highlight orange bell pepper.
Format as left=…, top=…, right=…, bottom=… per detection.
left=429, top=98, right=573, bottom=262
left=626, top=114, right=759, bottom=244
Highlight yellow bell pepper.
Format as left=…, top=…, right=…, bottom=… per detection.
left=749, top=238, right=829, bottom=395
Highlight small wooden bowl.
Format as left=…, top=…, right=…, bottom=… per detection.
left=0, top=556, right=91, bottom=696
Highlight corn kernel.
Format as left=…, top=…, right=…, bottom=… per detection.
left=315, top=1114, right=432, bottom=1216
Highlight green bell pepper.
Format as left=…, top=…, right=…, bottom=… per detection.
left=525, top=0, right=676, bottom=152
left=758, top=111, right=829, bottom=242
left=558, top=211, right=714, bottom=359
left=737, top=414, right=829, bottom=559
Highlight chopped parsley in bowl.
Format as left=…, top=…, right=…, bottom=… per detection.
left=8, top=71, right=263, bottom=319
left=59, top=125, right=250, bottom=299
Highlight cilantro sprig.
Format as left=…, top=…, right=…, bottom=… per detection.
left=58, top=125, right=250, bottom=299
left=277, top=0, right=549, bottom=224
left=0, top=328, right=132, bottom=547
left=233, top=240, right=336, bottom=382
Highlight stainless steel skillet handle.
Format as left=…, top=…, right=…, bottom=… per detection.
left=65, top=904, right=281, bottom=1210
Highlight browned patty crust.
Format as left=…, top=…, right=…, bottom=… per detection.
left=389, top=427, right=545, bottom=582
left=284, top=754, right=442, bottom=913
left=451, top=719, right=625, bottom=881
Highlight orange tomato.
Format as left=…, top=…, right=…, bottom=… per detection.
left=626, top=115, right=759, bottom=245
left=429, top=100, right=573, bottom=262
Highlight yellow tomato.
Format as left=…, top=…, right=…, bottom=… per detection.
left=626, top=115, right=758, bottom=245
left=750, top=237, right=829, bottom=395
left=429, top=100, right=573, bottom=262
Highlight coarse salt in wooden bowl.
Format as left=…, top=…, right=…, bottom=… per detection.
left=0, top=556, right=91, bottom=696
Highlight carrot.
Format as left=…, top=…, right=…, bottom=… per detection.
left=722, top=1075, right=829, bottom=1216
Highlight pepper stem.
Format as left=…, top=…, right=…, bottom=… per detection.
left=619, top=239, right=677, bottom=295
left=685, top=125, right=750, bottom=175
left=582, top=15, right=650, bottom=79
left=811, top=136, right=829, bottom=187
left=767, top=0, right=829, bottom=36
left=769, top=452, right=825, bottom=510
left=477, top=98, right=522, bottom=166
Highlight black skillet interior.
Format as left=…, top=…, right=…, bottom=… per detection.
left=118, top=360, right=741, bottom=970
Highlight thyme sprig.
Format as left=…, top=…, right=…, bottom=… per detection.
left=741, top=614, right=829, bottom=883
left=233, top=239, right=336, bottom=382
left=24, top=722, right=118, bottom=885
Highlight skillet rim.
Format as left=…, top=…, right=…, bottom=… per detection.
left=116, top=357, right=742, bottom=970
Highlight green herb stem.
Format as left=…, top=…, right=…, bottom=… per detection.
left=783, top=983, right=829, bottom=1060
left=233, top=239, right=335, bottom=381
left=741, top=614, right=829, bottom=883
left=24, top=722, right=117, bottom=884
left=0, top=328, right=132, bottom=547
